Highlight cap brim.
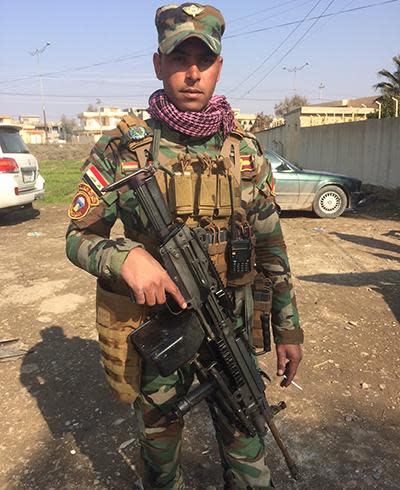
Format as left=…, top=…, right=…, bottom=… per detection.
left=160, top=32, right=221, bottom=55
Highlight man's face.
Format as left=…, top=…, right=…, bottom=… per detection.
left=153, top=38, right=223, bottom=112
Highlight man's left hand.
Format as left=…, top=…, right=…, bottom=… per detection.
left=276, top=344, right=303, bottom=387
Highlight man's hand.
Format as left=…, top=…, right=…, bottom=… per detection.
left=276, top=344, right=302, bottom=387
left=121, top=248, right=187, bottom=308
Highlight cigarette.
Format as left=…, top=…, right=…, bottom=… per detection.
left=283, top=375, right=303, bottom=391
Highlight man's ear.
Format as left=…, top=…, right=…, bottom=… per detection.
left=216, top=56, right=223, bottom=83
left=153, top=52, right=162, bottom=80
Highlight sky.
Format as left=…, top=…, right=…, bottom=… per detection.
left=1, top=0, right=399, bottom=122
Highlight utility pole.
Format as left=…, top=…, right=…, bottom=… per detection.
left=318, top=82, right=325, bottom=101
left=282, top=62, right=309, bottom=93
left=375, top=100, right=382, bottom=119
left=29, top=42, right=51, bottom=142
left=391, top=97, right=399, bottom=117
left=96, top=98, right=103, bottom=137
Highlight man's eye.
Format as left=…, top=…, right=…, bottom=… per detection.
left=201, top=57, right=216, bottom=66
left=172, top=55, right=185, bottom=63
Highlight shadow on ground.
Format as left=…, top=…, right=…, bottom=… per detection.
left=0, top=205, right=40, bottom=226
left=12, top=326, right=400, bottom=489
left=15, top=326, right=222, bottom=489
left=299, top=269, right=400, bottom=324
left=17, top=326, right=137, bottom=489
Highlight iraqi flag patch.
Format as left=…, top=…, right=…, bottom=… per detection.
left=68, top=183, right=100, bottom=220
left=83, top=164, right=112, bottom=194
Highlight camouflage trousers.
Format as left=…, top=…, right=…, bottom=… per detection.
left=133, top=361, right=274, bottom=490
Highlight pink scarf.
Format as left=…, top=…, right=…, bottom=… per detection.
left=148, top=89, right=235, bottom=139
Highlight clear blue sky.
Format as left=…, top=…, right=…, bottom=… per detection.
left=1, top=0, right=399, bottom=121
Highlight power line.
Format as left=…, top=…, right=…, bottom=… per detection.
left=228, top=0, right=323, bottom=94
left=225, top=0, right=400, bottom=39
left=228, top=0, right=315, bottom=35
left=228, top=0, right=307, bottom=24
left=244, top=0, right=337, bottom=96
left=0, top=50, right=152, bottom=86
left=0, top=91, right=152, bottom=98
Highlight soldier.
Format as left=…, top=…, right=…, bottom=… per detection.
left=66, top=3, right=303, bottom=489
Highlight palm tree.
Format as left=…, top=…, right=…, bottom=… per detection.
left=374, top=54, right=400, bottom=96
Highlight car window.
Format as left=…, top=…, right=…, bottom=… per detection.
left=0, top=129, right=30, bottom=154
left=265, top=150, right=302, bottom=172
left=264, top=151, right=282, bottom=170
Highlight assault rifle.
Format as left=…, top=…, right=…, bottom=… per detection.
left=104, top=167, right=299, bottom=479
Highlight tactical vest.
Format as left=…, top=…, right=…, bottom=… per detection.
left=96, top=115, right=267, bottom=403
left=118, top=114, right=257, bottom=287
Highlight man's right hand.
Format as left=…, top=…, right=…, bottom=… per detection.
left=120, top=247, right=187, bottom=308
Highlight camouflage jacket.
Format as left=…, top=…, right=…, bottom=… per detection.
left=65, top=117, right=303, bottom=344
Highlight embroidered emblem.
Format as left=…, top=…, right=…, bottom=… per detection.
left=83, top=164, right=111, bottom=193
left=121, top=161, right=139, bottom=173
left=68, top=183, right=100, bottom=220
left=240, top=155, right=255, bottom=172
left=182, top=4, right=204, bottom=17
left=127, top=126, right=147, bottom=141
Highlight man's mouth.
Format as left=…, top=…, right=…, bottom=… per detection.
left=181, top=89, right=203, bottom=94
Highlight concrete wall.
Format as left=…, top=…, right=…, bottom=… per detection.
left=256, top=118, right=400, bottom=188
left=256, top=124, right=294, bottom=160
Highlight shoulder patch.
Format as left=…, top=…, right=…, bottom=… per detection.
left=68, top=183, right=100, bottom=220
left=84, top=164, right=112, bottom=194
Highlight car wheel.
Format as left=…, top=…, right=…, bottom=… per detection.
left=312, top=185, right=348, bottom=218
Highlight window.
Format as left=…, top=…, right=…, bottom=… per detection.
left=0, top=128, right=29, bottom=154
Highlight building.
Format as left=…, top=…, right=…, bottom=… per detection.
left=124, top=107, right=150, bottom=121
left=0, top=115, right=15, bottom=125
left=77, top=106, right=128, bottom=141
left=0, top=114, right=61, bottom=144
left=256, top=96, right=379, bottom=163
left=285, top=96, right=378, bottom=130
left=232, top=109, right=257, bottom=132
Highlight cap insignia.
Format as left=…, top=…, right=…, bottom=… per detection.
left=182, top=5, right=204, bottom=17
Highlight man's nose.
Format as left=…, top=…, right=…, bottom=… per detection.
left=185, top=63, right=201, bottom=82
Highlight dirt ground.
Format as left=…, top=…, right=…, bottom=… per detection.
left=0, top=202, right=399, bottom=490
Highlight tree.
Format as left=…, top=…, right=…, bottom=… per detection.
left=374, top=54, right=400, bottom=97
left=367, top=94, right=399, bottom=119
left=274, top=95, right=308, bottom=117
left=250, top=112, right=273, bottom=132
left=86, top=103, right=96, bottom=112
left=60, top=114, right=77, bottom=141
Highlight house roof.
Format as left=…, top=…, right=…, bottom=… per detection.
left=308, top=96, right=379, bottom=108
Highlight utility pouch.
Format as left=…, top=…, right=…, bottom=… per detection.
left=169, top=171, right=194, bottom=215
left=208, top=240, right=228, bottom=286
left=95, top=280, right=147, bottom=404
left=216, top=173, right=232, bottom=217
left=155, top=169, right=170, bottom=206
left=197, top=172, right=217, bottom=216
left=252, top=274, right=273, bottom=349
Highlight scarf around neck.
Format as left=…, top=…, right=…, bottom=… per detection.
left=147, top=89, right=235, bottom=139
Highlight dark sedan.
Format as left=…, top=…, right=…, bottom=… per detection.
left=266, top=150, right=363, bottom=218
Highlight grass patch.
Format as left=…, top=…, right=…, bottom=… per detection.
left=39, top=159, right=83, bottom=204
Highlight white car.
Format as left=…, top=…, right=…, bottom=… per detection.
left=0, top=124, right=45, bottom=213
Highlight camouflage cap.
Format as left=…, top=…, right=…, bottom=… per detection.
left=155, top=3, right=225, bottom=55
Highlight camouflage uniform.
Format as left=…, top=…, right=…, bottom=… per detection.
left=65, top=4, right=303, bottom=489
